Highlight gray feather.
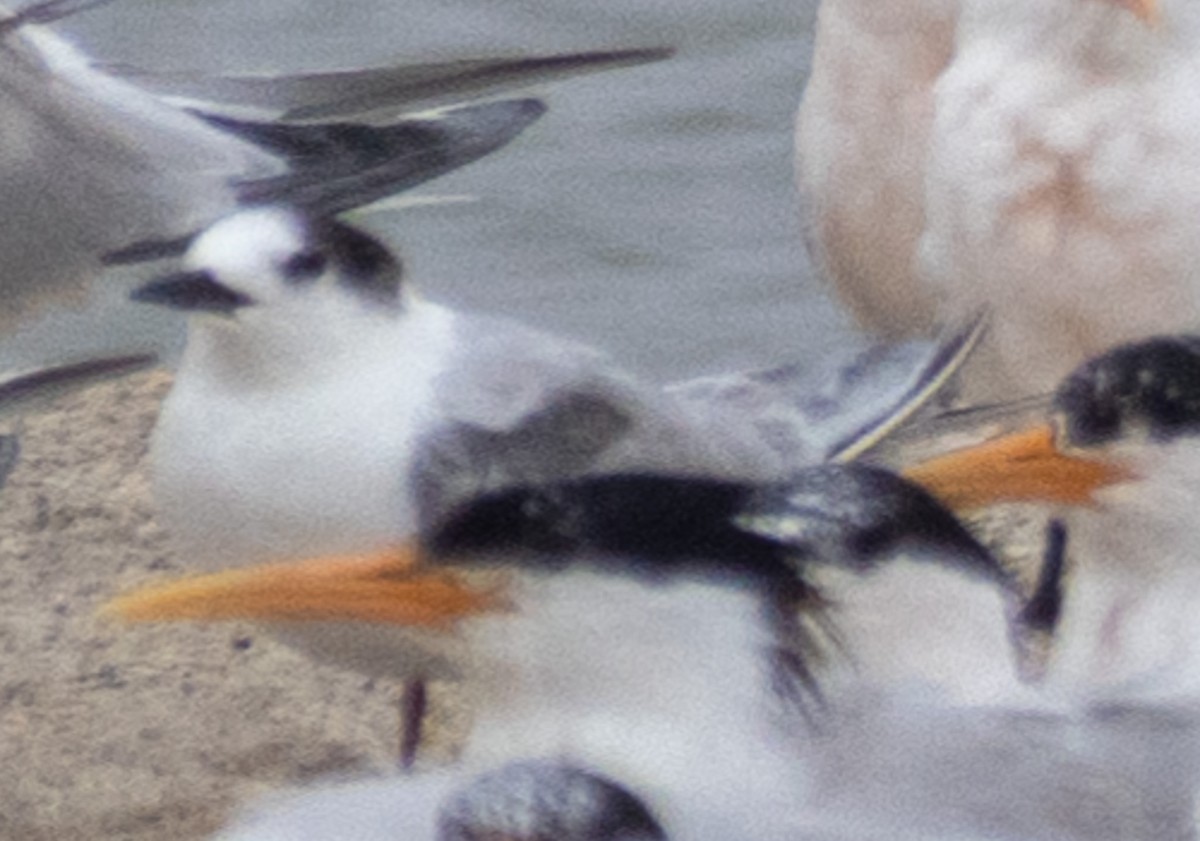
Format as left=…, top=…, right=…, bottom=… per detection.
left=99, top=48, right=673, bottom=122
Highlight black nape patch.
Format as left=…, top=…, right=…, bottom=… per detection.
left=306, top=217, right=403, bottom=305
left=1054, top=335, right=1200, bottom=447
left=1020, top=519, right=1068, bottom=634
left=428, top=474, right=794, bottom=587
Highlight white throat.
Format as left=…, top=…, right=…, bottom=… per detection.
left=154, top=299, right=457, bottom=567
left=459, top=568, right=810, bottom=838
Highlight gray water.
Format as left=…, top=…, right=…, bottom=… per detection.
left=0, top=0, right=853, bottom=382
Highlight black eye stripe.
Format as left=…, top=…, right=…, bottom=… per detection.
left=281, top=250, right=327, bottom=282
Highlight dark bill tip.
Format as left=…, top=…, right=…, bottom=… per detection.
left=130, top=270, right=253, bottom=314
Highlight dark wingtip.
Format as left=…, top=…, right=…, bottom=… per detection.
left=280, top=46, right=674, bottom=122
left=226, top=96, right=548, bottom=216
left=438, top=96, right=547, bottom=141
left=0, top=353, right=158, bottom=411
left=0, top=0, right=116, bottom=35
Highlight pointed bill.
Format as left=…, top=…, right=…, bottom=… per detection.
left=902, top=423, right=1132, bottom=511
left=103, top=545, right=505, bottom=628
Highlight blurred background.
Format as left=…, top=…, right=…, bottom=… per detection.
left=0, top=0, right=851, bottom=382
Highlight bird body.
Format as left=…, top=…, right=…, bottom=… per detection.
left=903, top=334, right=1200, bottom=704
left=921, top=0, right=1200, bottom=397
left=1036, top=337, right=1200, bottom=702
left=136, top=207, right=952, bottom=693
left=797, top=0, right=1188, bottom=400
left=795, top=0, right=957, bottom=338
left=138, top=207, right=981, bottom=633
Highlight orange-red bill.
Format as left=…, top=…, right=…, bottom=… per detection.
left=903, top=423, right=1133, bottom=511
left=103, top=544, right=504, bottom=628
left=1110, top=0, right=1159, bottom=24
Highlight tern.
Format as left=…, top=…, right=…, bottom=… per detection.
left=126, top=203, right=981, bottom=759
left=109, top=466, right=1200, bottom=841
left=128, top=205, right=983, bottom=638
left=0, top=0, right=668, bottom=328
left=904, top=334, right=1200, bottom=704
left=797, top=0, right=1176, bottom=400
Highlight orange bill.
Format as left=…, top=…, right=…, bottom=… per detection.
left=1111, top=0, right=1159, bottom=24
left=103, top=543, right=504, bottom=628
left=903, top=422, right=1133, bottom=511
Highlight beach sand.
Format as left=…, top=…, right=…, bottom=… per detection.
left=0, top=370, right=467, bottom=841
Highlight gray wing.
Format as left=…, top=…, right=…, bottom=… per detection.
left=666, top=313, right=987, bottom=467
left=0, top=21, right=279, bottom=326
left=106, top=98, right=548, bottom=263
left=2, top=17, right=616, bottom=324
left=410, top=315, right=780, bottom=528
left=0, top=351, right=156, bottom=493
left=0, top=352, right=157, bottom=418
left=0, top=0, right=118, bottom=32
left=99, top=48, right=672, bottom=123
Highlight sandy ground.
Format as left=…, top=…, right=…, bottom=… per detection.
left=0, top=371, right=468, bottom=841
left=0, top=368, right=1048, bottom=841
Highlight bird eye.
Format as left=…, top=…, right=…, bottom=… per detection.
left=520, top=494, right=551, bottom=522
left=281, top=250, right=327, bottom=282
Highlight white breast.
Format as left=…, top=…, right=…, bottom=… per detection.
left=151, top=305, right=456, bottom=569
left=1048, top=442, right=1200, bottom=703
left=458, top=570, right=811, bottom=841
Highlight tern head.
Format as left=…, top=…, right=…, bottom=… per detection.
left=131, top=207, right=407, bottom=372
left=901, top=335, right=1200, bottom=514
left=904, top=335, right=1200, bottom=702
left=106, top=464, right=1027, bottom=717
left=1053, top=335, right=1200, bottom=449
